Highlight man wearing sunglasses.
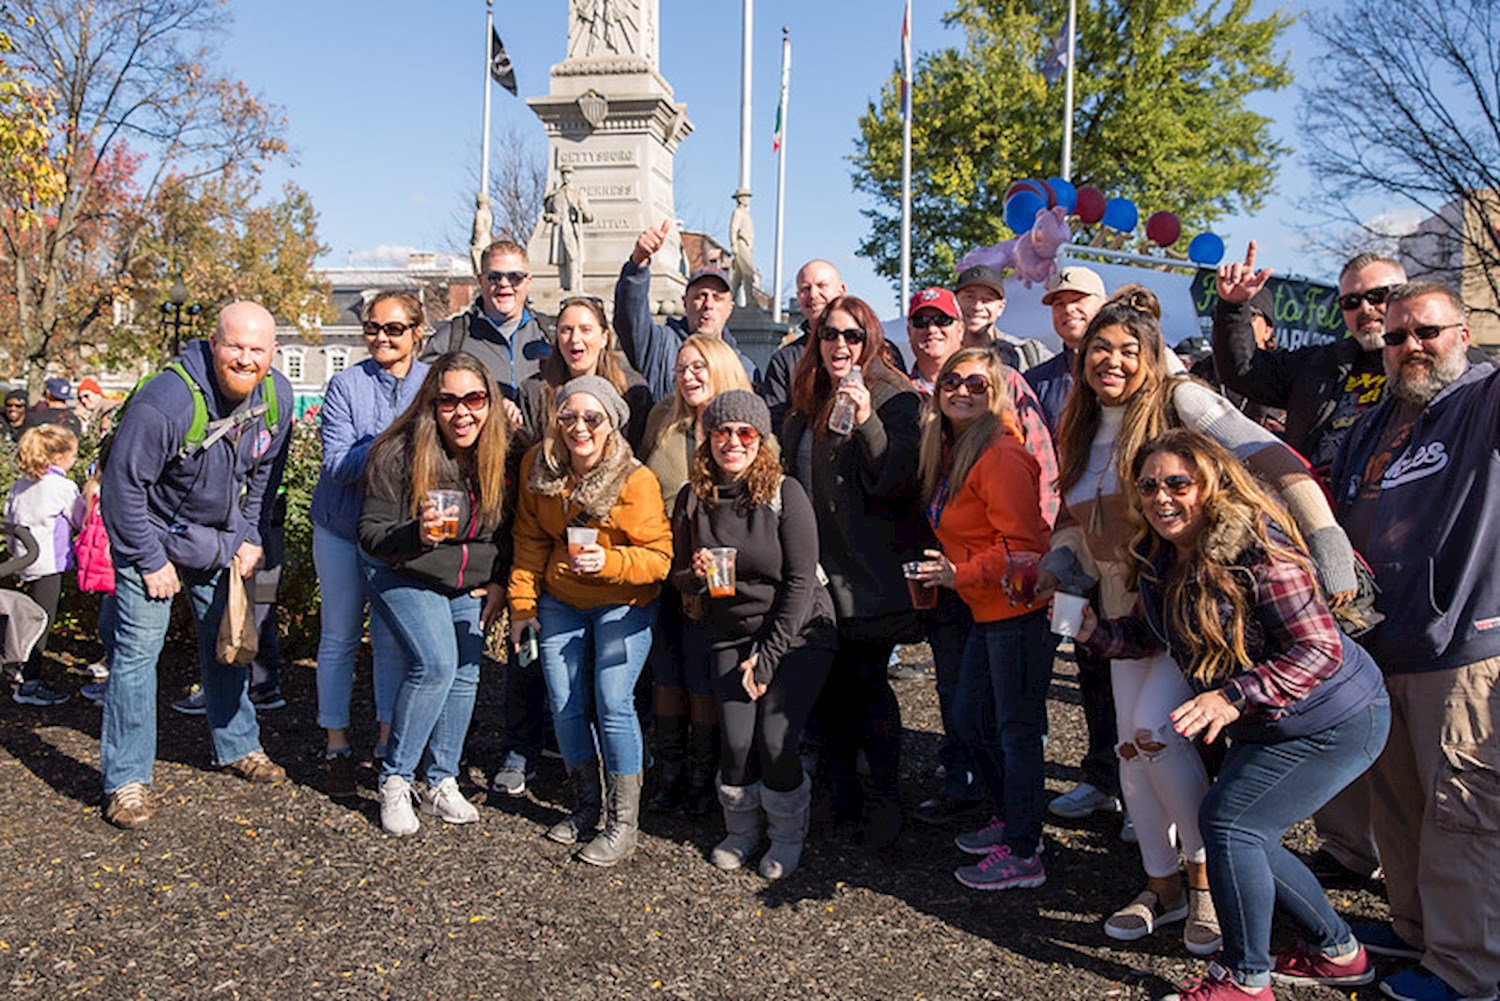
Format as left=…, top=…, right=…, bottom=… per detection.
left=1330, top=281, right=1500, bottom=1001
left=423, top=240, right=549, bottom=426
left=612, top=220, right=760, bottom=401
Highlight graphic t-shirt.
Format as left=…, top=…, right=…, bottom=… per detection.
left=1308, top=353, right=1386, bottom=478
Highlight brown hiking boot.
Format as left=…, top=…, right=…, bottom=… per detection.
left=223, top=750, right=285, bottom=784
left=105, top=782, right=153, bottom=829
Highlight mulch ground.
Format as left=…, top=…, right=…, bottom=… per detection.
left=0, top=641, right=1392, bottom=1000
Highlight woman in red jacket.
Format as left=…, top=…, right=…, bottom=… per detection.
left=914, top=347, right=1058, bottom=890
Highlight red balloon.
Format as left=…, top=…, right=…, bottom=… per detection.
left=1004, top=180, right=1048, bottom=204
left=1037, top=181, right=1058, bottom=208
left=1074, top=185, right=1106, bottom=224
left=1146, top=211, right=1182, bottom=247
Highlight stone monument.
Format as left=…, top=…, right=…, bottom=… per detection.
left=526, top=0, right=693, bottom=315
left=728, top=188, right=756, bottom=308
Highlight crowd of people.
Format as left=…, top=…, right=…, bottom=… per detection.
left=4, top=230, right=1498, bottom=1001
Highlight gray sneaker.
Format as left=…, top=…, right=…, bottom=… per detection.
left=491, top=751, right=535, bottom=796
left=171, top=686, right=206, bottom=715
left=1047, top=781, right=1122, bottom=819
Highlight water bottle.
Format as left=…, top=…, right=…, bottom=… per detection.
left=827, top=365, right=863, bottom=435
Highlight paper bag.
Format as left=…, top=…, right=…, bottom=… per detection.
left=216, top=556, right=259, bottom=666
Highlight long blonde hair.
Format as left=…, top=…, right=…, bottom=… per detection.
left=643, top=335, right=752, bottom=451
left=918, top=347, right=1015, bottom=505
left=1126, top=428, right=1314, bottom=687
left=17, top=425, right=77, bottom=479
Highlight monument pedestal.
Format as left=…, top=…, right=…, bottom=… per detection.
left=728, top=304, right=795, bottom=374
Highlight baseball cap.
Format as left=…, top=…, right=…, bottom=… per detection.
left=4, top=389, right=26, bottom=406
left=1041, top=266, right=1107, bottom=304
left=1247, top=287, right=1276, bottom=322
left=44, top=377, right=73, bottom=401
left=686, top=267, right=731, bottom=294
left=955, top=265, right=1007, bottom=298
left=908, top=287, right=961, bottom=319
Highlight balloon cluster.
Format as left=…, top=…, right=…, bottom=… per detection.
left=960, top=177, right=1229, bottom=284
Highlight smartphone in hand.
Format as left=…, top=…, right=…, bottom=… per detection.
left=518, top=624, right=540, bottom=667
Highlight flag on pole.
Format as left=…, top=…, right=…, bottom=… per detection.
left=1041, top=25, right=1069, bottom=84
left=490, top=27, right=517, bottom=96
left=900, top=0, right=912, bottom=114
left=772, top=74, right=788, bottom=152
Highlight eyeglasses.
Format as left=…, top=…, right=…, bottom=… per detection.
left=818, top=326, right=866, bottom=344
left=557, top=409, right=608, bottom=430
left=1382, top=322, right=1462, bottom=347
left=435, top=390, right=490, bottom=413
left=1337, top=286, right=1394, bottom=311
left=674, top=360, right=709, bottom=379
left=910, top=313, right=958, bottom=330
left=711, top=425, right=761, bottom=447
left=482, top=270, right=530, bottom=286
left=1136, top=474, right=1197, bottom=496
left=362, top=320, right=417, bottom=338
left=938, top=372, right=991, bottom=395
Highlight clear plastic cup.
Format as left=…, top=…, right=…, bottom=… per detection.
left=902, top=560, right=938, bottom=609
left=1050, top=591, right=1089, bottom=638
left=707, top=547, right=737, bottom=598
left=426, top=490, right=463, bottom=539
left=566, top=526, right=598, bottom=557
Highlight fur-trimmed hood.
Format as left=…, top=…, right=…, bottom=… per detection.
left=1202, top=506, right=1260, bottom=567
left=527, top=435, right=641, bottom=522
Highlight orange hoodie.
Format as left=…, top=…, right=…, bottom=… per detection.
left=931, top=423, right=1051, bottom=623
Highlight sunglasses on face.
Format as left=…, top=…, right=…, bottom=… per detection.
left=910, top=313, right=957, bottom=330
left=435, top=390, right=490, bottom=413
left=1337, top=286, right=1394, bottom=311
left=362, top=320, right=417, bottom=338
left=557, top=410, right=608, bottom=430
left=938, top=372, right=991, bottom=395
left=482, top=270, right=530, bottom=286
left=1136, top=474, right=1196, bottom=497
left=818, top=326, right=867, bottom=344
left=1382, top=322, right=1462, bottom=347
left=711, top=425, right=761, bottom=447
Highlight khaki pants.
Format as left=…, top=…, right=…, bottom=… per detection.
left=1311, top=768, right=1380, bottom=875
left=1371, top=657, right=1500, bottom=997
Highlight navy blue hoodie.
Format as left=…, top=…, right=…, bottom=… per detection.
left=101, top=339, right=292, bottom=575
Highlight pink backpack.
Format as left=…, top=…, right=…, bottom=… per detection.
left=75, top=493, right=115, bottom=594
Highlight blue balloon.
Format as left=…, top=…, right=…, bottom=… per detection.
left=1005, top=191, right=1046, bottom=235
left=1188, top=232, right=1226, bottom=266
left=1101, top=197, right=1138, bottom=233
left=1046, top=177, right=1077, bottom=214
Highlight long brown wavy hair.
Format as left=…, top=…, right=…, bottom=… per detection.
left=1055, top=286, right=1174, bottom=496
left=1125, top=428, right=1313, bottom=687
left=918, top=347, right=1015, bottom=504
left=366, top=352, right=509, bottom=530
left=689, top=436, right=782, bottom=510
left=788, top=295, right=908, bottom=433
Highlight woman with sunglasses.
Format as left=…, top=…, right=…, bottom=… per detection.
left=1077, top=428, right=1387, bottom=1001
left=310, top=291, right=431, bottom=797
left=640, top=334, right=755, bottom=816
left=359, top=352, right=511, bottom=836
left=912, top=347, right=1057, bottom=890
left=782, top=294, right=927, bottom=849
left=509, top=375, right=673, bottom=867
left=670, top=390, right=836, bottom=878
left=1042, top=287, right=1359, bottom=951
left=516, top=296, right=652, bottom=450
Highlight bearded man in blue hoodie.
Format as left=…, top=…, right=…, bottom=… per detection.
left=99, top=301, right=294, bottom=829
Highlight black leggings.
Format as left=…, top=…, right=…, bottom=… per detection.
left=818, top=628, right=903, bottom=796
left=709, top=639, right=832, bottom=792
left=21, top=572, right=63, bottom=683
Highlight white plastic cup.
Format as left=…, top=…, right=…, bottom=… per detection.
left=566, top=527, right=598, bottom=556
left=1050, top=591, right=1089, bottom=638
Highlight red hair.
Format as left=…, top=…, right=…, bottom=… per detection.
left=788, top=295, right=907, bottom=427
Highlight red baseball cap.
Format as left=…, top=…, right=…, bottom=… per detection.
left=908, top=287, right=961, bottom=319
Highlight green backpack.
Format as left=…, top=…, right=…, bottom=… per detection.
left=99, top=361, right=280, bottom=467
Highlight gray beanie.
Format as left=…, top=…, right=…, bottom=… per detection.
left=701, top=389, right=772, bottom=440
left=557, top=374, right=630, bottom=432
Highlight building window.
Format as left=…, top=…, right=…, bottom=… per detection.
left=327, top=348, right=349, bottom=375
left=281, top=348, right=305, bottom=381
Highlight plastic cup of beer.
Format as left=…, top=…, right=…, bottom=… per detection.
left=1003, top=551, right=1042, bottom=605
left=566, top=526, right=598, bottom=557
left=426, top=490, right=462, bottom=539
left=707, top=547, right=737, bottom=597
left=1050, top=591, right=1089, bottom=638
left=902, top=560, right=938, bottom=610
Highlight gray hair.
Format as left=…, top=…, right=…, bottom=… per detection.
left=1386, top=280, right=1466, bottom=318
left=1339, top=252, right=1405, bottom=281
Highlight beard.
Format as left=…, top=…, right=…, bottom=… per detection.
left=1386, top=347, right=1468, bottom=407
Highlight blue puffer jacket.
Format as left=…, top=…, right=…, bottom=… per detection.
left=100, top=339, right=292, bottom=575
left=310, top=357, right=430, bottom=541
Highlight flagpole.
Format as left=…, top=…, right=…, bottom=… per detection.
left=900, top=0, right=912, bottom=314
left=472, top=0, right=495, bottom=275
left=771, top=28, right=790, bottom=323
left=738, top=0, right=753, bottom=195
left=1061, top=0, right=1077, bottom=180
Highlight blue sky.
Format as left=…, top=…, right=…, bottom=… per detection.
left=223, top=1, right=1335, bottom=315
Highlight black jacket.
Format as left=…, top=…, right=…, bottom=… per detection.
left=423, top=302, right=552, bottom=402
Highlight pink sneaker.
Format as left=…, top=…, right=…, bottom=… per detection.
left=1271, top=943, right=1375, bottom=986
left=1163, top=962, right=1274, bottom=1001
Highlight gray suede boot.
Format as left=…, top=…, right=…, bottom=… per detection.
left=546, top=757, right=603, bottom=845
left=577, top=772, right=642, bottom=867
left=709, top=779, right=764, bottom=871
left=758, top=775, right=811, bottom=879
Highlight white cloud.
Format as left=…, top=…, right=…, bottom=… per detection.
left=346, top=244, right=428, bottom=268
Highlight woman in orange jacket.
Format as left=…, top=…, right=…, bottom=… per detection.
left=914, top=347, right=1058, bottom=892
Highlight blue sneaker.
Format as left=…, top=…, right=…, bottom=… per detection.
left=1354, top=921, right=1423, bottom=961
left=954, top=844, right=1045, bottom=890
left=1380, top=966, right=1496, bottom=1001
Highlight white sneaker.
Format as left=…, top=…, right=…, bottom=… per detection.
left=379, top=775, right=420, bottom=836
left=421, top=777, right=479, bottom=825
left=1048, top=782, right=1123, bottom=819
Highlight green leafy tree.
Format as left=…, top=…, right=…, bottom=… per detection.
left=852, top=0, right=1292, bottom=288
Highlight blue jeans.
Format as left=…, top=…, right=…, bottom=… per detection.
left=1202, top=697, right=1392, bottom=987
left=100, top=564, right=264, bottom=795
left=538, top=592, right=655, bottom=775
left=925, top=587, right=982, bottom=801
left=363, top=558, right=483, bottom=785
left=955, top=609, right=1056, bottom=856
left=313, top=527, right=401, bottom=730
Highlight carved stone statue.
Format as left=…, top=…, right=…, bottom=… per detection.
left=568, top=0, right=652, bottom=62
left=543, top=164, right=593, bottom=291
left=729, top=189, right=756, bottom=308
left=469, top=192, right=494, bottom=276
